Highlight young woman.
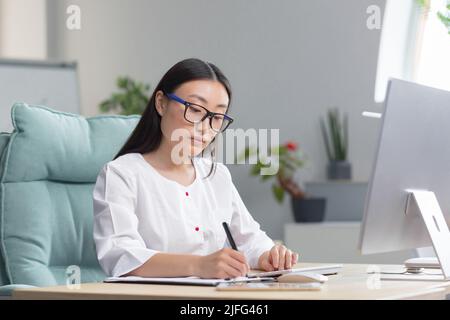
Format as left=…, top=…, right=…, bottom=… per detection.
left=93, top=58, right=299, bottom=279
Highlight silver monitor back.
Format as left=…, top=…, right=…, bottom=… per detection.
left=359, top=79, right=450, bottom=255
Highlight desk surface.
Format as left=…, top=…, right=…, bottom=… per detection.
left=12, top=263, right=450, bottom=300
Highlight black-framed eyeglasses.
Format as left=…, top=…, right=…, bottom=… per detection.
left=165, top=92, right=234, bottom=133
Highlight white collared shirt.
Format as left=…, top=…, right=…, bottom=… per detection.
left=93, top=153, right=274, bottom=277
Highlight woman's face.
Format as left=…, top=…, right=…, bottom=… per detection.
left=155, top=79, right=230, bottom=159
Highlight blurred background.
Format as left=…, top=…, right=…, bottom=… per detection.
left=1, top=0, right=449, bottom=263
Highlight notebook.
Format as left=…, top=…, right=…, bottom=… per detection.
left=104, top=264, right=342, bottom=287
left=104, top=275, right=276, bottom=287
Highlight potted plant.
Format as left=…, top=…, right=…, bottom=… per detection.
left=320, top=108, right=352, bottom=180
left=99, top=76, right=151, bottom=115
left=239, top=141, right=326, bottom=223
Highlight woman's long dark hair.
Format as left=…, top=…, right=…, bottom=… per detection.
left=114, top=58, right=232, bottom=178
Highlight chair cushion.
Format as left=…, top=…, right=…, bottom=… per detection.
left=0, top=103, right=140, bottom=286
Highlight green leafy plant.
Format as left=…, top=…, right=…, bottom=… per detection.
left=437, top=4, right=450, bottom=33
left=99, top=76, right=151, bottom=115
left=417, top=0, right=429, bottom=7
left=320, top=108, right=348, bottom=162
left=417, top=0, right=450, bottom=34
left=239, top=141, right=307, bottom=204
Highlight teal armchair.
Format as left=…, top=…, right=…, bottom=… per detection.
left=0, top=103, right=140, bottom=296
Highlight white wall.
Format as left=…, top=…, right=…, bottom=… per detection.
left=46, top=0, right=385, bottom=240
left=0, top=0, right=47, bottom=59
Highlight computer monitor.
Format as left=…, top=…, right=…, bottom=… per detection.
left=358, top=79, right=450, bottom=279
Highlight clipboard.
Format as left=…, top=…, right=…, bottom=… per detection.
left=216, top=282, right=322, bottom=291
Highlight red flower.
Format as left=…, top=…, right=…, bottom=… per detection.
left=285, top=141, right=297, bottom=151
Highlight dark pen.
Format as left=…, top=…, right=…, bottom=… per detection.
left=222, top=222, right=249, bottom=278
left=222, top=222, right=238, bottom=250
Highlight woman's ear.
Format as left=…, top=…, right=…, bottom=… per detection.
left=154, top=90, right=167, bottom=117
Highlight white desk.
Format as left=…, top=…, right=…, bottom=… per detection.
left=13, top=263, right=450, bottom=300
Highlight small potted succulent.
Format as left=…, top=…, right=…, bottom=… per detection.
left=239, top=141, right=326, bottom=223
left=320, top=108, right=352, bottom=180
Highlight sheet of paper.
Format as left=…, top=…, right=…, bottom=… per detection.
left=380, top=274, right=448, bottom=282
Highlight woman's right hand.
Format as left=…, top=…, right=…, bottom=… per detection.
left=194, top=248, right=250, bottom=279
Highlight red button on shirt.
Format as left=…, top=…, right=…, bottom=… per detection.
left=185, top=191, right=189, bottom=196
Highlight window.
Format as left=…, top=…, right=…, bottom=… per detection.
left=374, top=0, right=450, bottom=102
left=414, top=0, right=450, bottom=92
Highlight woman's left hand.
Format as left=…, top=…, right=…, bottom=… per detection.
left=258, top=244, right=299, bottom=271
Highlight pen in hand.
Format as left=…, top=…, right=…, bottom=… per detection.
left=222, top=222, right=249, bottom=278
left=222, top=222, right=237, bottom=250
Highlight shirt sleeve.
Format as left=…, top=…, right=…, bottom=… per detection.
left=93, top=164, right=159, bottom=277
left=228, top=177, right=275, bottom=269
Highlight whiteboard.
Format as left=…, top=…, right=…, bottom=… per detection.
left=0, top=59, right=80, bottom=133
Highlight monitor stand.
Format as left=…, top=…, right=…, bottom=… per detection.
left=402, top=190, right=450, bottom=280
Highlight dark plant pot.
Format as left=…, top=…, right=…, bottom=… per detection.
left=327, top=161, right=352, bottom=180
left=291, top=197, right=326, bottom=223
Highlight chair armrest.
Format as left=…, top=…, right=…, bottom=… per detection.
left=0, top=284, right=37, bottom=297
